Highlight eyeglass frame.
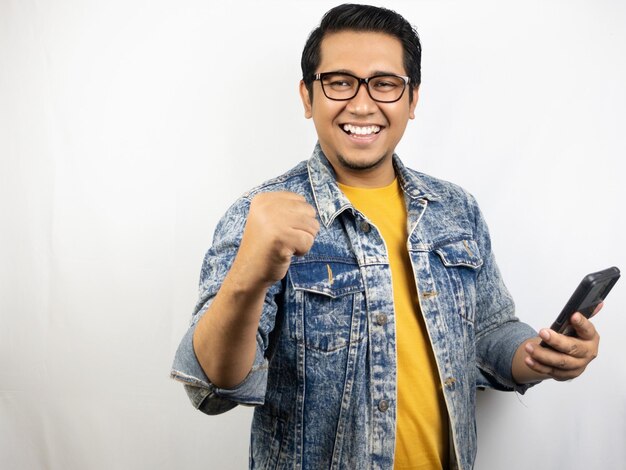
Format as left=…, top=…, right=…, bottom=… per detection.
left=312, top=71, right=411, bottom=103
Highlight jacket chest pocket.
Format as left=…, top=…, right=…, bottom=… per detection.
left=288, top=260, right=365, bottom=352
left=433, top=239, right=483, bottom=323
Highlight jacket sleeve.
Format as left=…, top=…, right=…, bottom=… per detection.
left=469, top=194, right=539, bottom=393
left=170, top=196, right=282, bottom=415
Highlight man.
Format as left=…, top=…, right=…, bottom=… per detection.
left=171, top=4, right=600, bottom=469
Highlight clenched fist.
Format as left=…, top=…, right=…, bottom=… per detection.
left=236, top=191, right=320, bottom=288
left=193, top=191, right=319, bottom=388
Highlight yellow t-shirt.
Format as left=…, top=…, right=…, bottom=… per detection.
left=339, top=178, right=449, bottom=470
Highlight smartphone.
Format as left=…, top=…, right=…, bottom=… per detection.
left=540, top=266, right=620, bottom=347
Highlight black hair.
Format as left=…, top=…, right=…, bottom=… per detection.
left=301, top=3, right=422, bottom=102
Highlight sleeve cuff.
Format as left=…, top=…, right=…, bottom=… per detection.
left=476, top=321, right=538, bottom=394
left=170, top=320, right=269, bottom=415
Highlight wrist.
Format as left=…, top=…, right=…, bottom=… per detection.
left=227, top=253, right=276, bottom=294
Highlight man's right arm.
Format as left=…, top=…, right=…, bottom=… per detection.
left=191, top=191, right=319, bottom=390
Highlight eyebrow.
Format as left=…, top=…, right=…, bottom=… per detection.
left=327, top=69, right=403, bottom=77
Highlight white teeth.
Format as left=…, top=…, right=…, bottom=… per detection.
left=342, top=124, right=381, bottom=135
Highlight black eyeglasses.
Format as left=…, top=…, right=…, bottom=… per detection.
left=313, top=71, right=410, bottom=103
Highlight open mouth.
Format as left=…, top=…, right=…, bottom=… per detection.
left=341, top=124, right=382, bottom=136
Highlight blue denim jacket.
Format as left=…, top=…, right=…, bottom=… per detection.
left=171, top=144, right=537, bottom=470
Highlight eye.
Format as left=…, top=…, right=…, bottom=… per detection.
left=371, top=77, right=402, bottom=90
left=376, top=81, right=397, bottom=88
left=322, top=74, right=356, bottom=91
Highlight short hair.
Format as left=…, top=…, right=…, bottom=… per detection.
left=301, top=3, right=422, bottom=102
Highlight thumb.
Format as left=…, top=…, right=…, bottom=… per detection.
left=570, top=312, right=597, bottom=340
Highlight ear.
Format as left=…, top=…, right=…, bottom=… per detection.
left=408, top=85, right=419, bottom=120
left=299, top=80, right=313, bottom=119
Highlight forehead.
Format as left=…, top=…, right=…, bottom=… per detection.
left=318, top=30, right=405, bottom=76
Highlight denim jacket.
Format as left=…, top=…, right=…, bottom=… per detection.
left=171, top=144, right=537, bottom=470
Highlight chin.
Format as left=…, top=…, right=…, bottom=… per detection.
left=337, top=152, right=388, bottom=171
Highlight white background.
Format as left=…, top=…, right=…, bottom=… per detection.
left=1, top=1, right=625, bottom=469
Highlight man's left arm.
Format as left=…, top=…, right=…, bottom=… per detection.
left=512, top=308, right=601, bottom=384
left=467, top=191, right=600, bottom=391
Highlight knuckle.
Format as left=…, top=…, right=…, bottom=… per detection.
left=257, top=191, right=273, bottom=202
left=553, top=366, right=580, bottom=381
left=289, top=193, right=306, bottom=204
left=276, top=241, right=290, bottom=256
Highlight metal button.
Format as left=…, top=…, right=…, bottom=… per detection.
left=444, top=377, right=456, bottom=389
left=378, top=400, right=389, bottom=412
left=375, top=314, right=387, bottom=326
left=360, top=221, right=371, bottom=232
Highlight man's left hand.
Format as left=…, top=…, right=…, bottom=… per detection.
left=521, top=308, right=601, bottom=382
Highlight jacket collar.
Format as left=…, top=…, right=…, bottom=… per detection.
left=307, top=143, right=440, bottom=228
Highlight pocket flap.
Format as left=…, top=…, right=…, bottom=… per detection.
left=434, top=240, right=483, bottom=269
left=289, top=261, right=364, bottom=298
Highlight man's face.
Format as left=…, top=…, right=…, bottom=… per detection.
left=300, top=30, right=418, bottom=186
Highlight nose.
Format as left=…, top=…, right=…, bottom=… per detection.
left=346, top=82, right=377, bottom=115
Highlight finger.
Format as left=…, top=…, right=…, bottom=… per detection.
left=540, top=364, right=584, bottom=382
left=283, top=199, right=315, bottom=219
left=526, top=341, right=586, bottom=369
left=524, top=351, right=586, bottom=381
left=307, top=218, right=321, bottom=236
left=252, top=191, right=304, bottom=207
left=279, top=191, right=307, bottom=202
left=289, top=213, right=320, bottom=237
left=569, top=312, right=597, bottom=341
left=291, top=231, right=316, bottom=256
left=537, top=329, right=589, bottom=358
left=285, top=200, right=319, bottom=232
left=522, top=347, right=576, bottom=380
left=290, top=200, right=318, bottom=220
left=296, top=220, right=320, bottom=238
left=527, top=352, right=586, bottom=381
left=524, top=354, right=559, bottom=377
left=590, top=302, right=603, bottom=318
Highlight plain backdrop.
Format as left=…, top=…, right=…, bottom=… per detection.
left=1, top=0, right=625, bottom=469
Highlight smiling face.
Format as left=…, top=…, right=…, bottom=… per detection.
left=300, top=30, right=419, bottom=187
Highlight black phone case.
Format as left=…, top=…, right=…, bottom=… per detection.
left=539, top=266, right=620, bottom=347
